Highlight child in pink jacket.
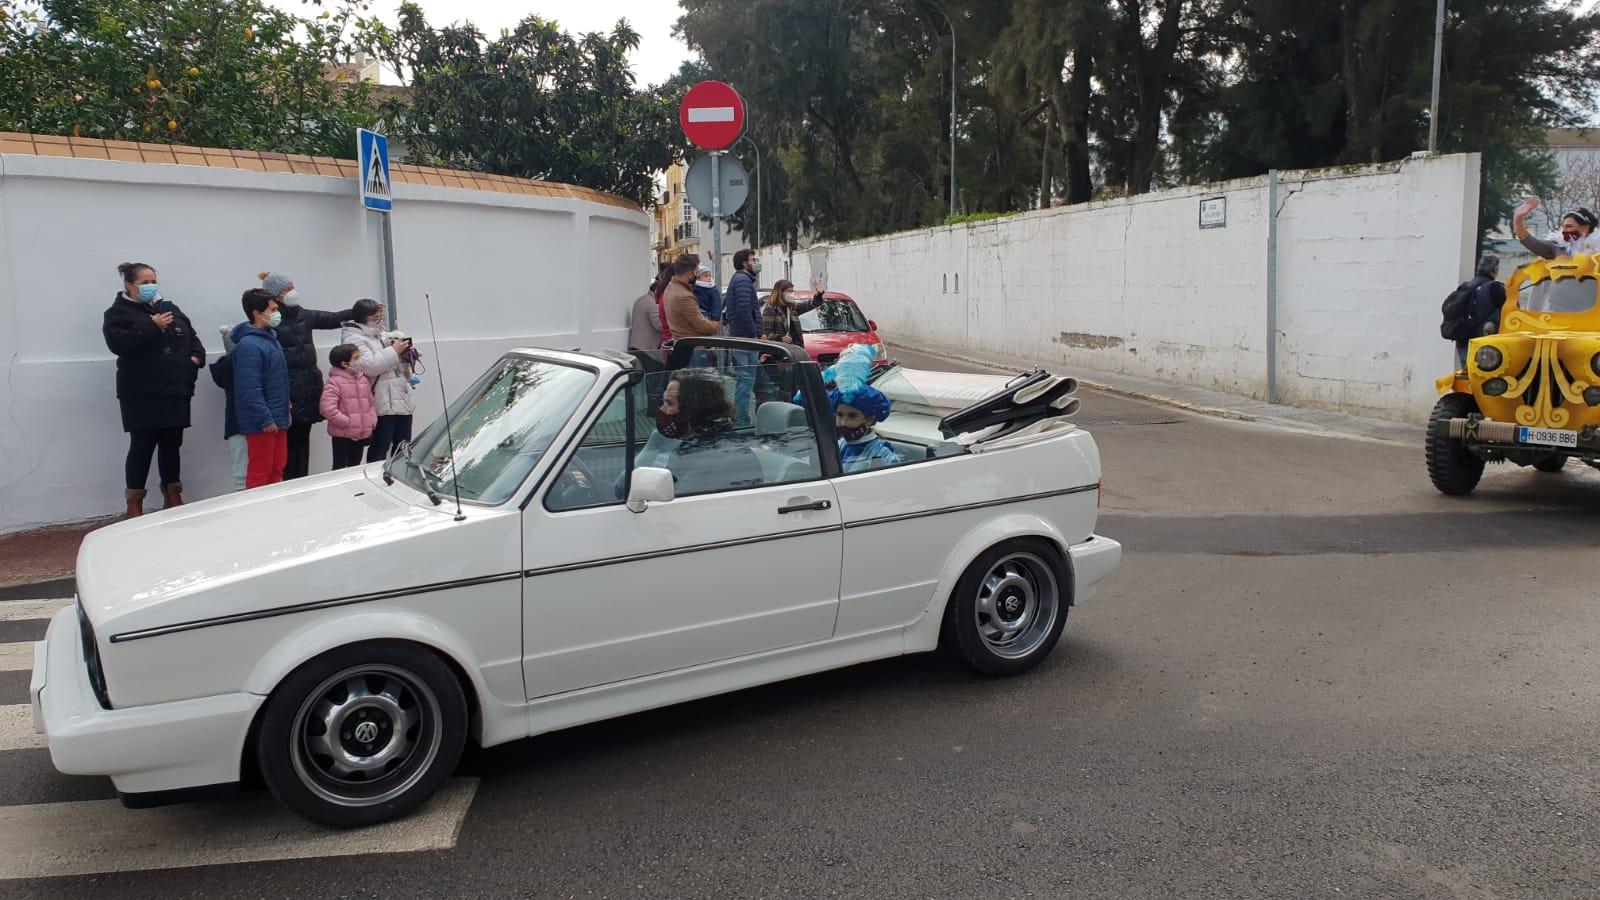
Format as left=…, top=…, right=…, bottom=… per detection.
left=319, top=344, right=378, bottom=469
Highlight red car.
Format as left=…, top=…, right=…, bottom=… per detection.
left=791, top=290, right=890, bottom=367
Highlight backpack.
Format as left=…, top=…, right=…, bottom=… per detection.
left=1440, top=279, right=1483, bottom=342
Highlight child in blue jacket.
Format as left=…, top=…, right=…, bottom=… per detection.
left=234, top=288, right=292, bottom=488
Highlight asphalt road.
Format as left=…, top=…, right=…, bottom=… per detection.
left=4, top=347, right=1599, bottom=898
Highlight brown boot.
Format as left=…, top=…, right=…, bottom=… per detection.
left=124, top=488, right=147, bottom=518
left=161, top=482, right=184, bottom=509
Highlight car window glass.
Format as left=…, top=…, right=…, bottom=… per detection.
left=799, top=300, right=869, bottom=333
left=546, top=357, right=824, bottom=511
left=1520, top=276, right=1597, bottom=314
left=406, top=357, right=595, bottom=504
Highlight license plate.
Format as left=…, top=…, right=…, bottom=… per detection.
left=1516, top=426, right=1579, bottom=447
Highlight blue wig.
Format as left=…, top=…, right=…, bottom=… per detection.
left=825, top=343, right=891, bottom=421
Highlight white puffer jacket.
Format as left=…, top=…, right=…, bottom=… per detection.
left=339, top=321, right=416, bottom=416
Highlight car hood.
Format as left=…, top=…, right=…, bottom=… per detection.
left=75, top=465, right=445, bottom=629
left=805, top=331, right=882, bottom=355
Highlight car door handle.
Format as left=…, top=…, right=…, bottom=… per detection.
left=778, top=499, right=832, bottom=514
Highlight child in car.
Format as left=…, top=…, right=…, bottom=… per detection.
left=827, top=344, right=898, bottom=473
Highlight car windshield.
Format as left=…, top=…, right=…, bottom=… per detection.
left=1519, top=276, right=1598, bottom=314
left=799, top=300, right=869, bottom=333
left=398, top=356, right=595, bottom=505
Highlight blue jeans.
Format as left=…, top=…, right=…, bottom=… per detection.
left=227, top=434, right=248, bottom=491
left=729, top=350, right=758, bottom=427
left=1455, top=343, right=1468, bottom=370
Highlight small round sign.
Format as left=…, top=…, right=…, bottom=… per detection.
left=679, top=81, right=746, bottom=152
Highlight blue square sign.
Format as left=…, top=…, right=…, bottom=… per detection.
left=357, top=128, right=392, bottom=212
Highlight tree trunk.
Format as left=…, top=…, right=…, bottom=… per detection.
left=1125, top=0, right=1185, bottom=194
left=1039, top=102, right=1052, bottom=208
left=1056, top=40, right=1094, bottom=204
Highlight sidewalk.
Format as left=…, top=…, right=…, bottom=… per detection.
left=0, top=519, right=104, bottom=597
left=888, top=338, right=1421, bottom=445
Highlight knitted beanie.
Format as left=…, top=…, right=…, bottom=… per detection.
left=259, top=270, right=292, bottom=298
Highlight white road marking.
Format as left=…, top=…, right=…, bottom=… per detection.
left=687, top=106, right=735, bottom=123
left=0, top=778, right=479, bottom=880
left=0, top=600, right=71, bottom=622
left=0, top=705, right=46, bottom=750
left=0, top=643, right=32, bottom=672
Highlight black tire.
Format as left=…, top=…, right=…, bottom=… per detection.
left=1533, top=456, right=1566, bottom=473
left=256, top=641, right=467, bottom=828
left=941, top=538, right=1070, bottom=676
left=1425, top=393, right=1485, bottom=496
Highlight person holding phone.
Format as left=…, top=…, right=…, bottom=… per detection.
left=102, top=262, right=205, bottom=516
left=340, top=298, right=417, bottom=462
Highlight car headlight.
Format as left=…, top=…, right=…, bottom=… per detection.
left=1483, top=378, right=1509, bottom=397
left=1474, top=345, right=1503, bottom=373
left=1585, top=386, right=1600, bottom=407
left=1591, top=351, right=1600, bottom=377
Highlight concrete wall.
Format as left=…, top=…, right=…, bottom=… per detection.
left=769, top=153, right=1480, bottom=423
left=0, top=153, right=649, bottom=533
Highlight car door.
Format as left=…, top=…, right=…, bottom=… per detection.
left=521, top=358, right=843, bottom=698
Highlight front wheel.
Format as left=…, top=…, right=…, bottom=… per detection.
left=1533, top=456, right=1566, bottom=473
left=257, top=642, right=467, bottom=828
left=1425, top=393, right=1485, bottom=496
left=942, top=539, right=1069, bottom=676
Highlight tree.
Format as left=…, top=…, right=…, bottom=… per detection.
left=0, top=0, right=377, bottom=155
left=358, top=4, right=684, bottom=207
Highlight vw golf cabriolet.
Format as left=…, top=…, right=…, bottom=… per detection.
left=31, top=338, right=1120, bottom=827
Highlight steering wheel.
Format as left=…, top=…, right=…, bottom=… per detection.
left=548, top=455, right=606, bottom=508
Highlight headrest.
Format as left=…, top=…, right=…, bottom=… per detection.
left=756, top=401, right=808, bottom=436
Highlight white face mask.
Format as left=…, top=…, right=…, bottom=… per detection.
left=283, top=289, right=301, bottom=305
left=697, top=279, right=714, bottom=288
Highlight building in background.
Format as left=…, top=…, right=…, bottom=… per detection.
left=649, top=160, right=763, bottom=279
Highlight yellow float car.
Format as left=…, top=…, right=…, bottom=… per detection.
left=1427, top=254, right=1600, bottom=494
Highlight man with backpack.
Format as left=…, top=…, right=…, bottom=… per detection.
left=1441, top=255, right=1506, bottom=370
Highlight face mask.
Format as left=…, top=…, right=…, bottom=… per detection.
left=265, top=311, right=283, bottom=328
left=784, top=293, right=797, bottom=305
left=282, top=289, right=301, bottom=305
left=655, top=409, right=686, bottom=439
left=749, top=260, right=763, bottom=275
left=136, top=284, right=160, bottom=303
left=697, top=280, right=714, bottom=289
left=367, top=315, right=384, bottom=327
left=839, top=423, right=872, bottom=442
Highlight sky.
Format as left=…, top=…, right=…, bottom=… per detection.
left=265, top=0, right=692, bottom=87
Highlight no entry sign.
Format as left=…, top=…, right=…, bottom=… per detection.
left=679, top=81, right=745, bottom=151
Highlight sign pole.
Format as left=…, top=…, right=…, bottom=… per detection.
left=380, top=212, right=398, bottom=329
left=710, top=151, right=723, bottom=290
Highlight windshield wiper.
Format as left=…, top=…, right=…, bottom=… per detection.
left=389, top=440, right=443, bottom=506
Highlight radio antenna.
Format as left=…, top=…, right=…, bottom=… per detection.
left=423, top=292, right=466, bottom=521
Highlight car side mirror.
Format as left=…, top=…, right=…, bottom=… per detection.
left=626, top=467, right=675, bottom=513
left=868, top=320, right=878, bottom=331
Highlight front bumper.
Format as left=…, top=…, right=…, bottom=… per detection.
left=31, top=606, right=262, bottom=794
left=1069, top=534, right=1122, bottom=603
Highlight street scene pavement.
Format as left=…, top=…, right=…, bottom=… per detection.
left=2, top=345, right=1596, bottom=898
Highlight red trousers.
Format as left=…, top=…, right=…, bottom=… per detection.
left=245, top=430, right=289, bottom=489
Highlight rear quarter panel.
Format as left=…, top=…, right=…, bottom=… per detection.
left=831, top=429, right=1101, bottom=641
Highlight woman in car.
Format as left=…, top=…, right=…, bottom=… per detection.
left=1512, top=198, right=1600, bottom=259
left=655, top=369, right=763, bottom=495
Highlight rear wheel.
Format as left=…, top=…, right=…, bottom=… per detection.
left=1533, top=456, right=1566, bottom=473
left=257, top=642, right=467, bottom=828
left=942, top=539, right=1069, bottom=676
left=1425, top=393, right=1485, bottom=496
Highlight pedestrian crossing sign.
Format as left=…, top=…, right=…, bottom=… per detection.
left=357, top=128, right=392, bottom=212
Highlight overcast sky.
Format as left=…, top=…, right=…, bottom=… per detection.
left=266, top=0, right=691, bottom=86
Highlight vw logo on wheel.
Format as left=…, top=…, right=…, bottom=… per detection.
left=353, top=721, right=380, bottom=744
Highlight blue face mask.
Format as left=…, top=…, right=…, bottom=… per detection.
left=136, top=284, right=160, bottom=303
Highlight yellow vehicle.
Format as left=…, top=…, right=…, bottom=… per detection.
left=1427, top=254, right=1600, bottom=494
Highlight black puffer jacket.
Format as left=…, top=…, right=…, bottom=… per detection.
left=102, top=292, right=205, bottom=432
left=273, top=304, right=355, bottom=425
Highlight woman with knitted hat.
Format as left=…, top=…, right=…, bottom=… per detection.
left=259, top=269, right=355, bottom=478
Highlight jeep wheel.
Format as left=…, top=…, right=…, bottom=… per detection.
left=1426, top=393, right=1485, bottom=496
left=1533, top=456, right=1566, bottom=473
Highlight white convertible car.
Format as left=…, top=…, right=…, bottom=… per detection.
left=31, top=338, right=1120, bottom=826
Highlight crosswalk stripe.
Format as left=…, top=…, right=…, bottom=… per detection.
left=0, top=600, right=71, bottom=622
left=0, top=705, right=46, bottom=751
left=0, top=777, right=479, bottom=880
left=0, top=643, right=31, bottom=673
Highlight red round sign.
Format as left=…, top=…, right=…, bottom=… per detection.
left=679, top=81, right=746, bottom=152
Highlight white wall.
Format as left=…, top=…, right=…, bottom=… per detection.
left=766, top=153, right=1479, bottom=423
left=0, top=153, right=650, bottom=534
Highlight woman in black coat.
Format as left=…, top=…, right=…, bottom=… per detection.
left=259, top=270, right=355, bottom=479
left=103, top=262, right=205, bottom=516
